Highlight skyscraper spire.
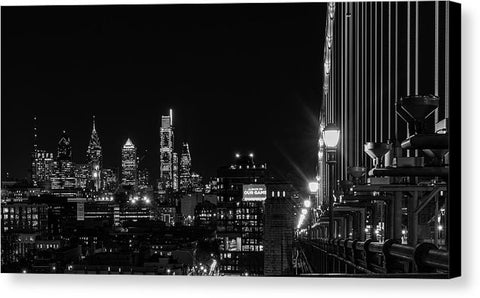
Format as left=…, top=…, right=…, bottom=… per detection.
left=88, top=115, right=101, bottom=149
left=87, top=115, right=102, bottom=191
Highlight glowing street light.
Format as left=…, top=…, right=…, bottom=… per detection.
left=322, top=123, right=340, bottom=239
left=235, top=153, right=240, bottom=158
left=322, top=123, right=341, bottom=149
left=249, top=153, right=254, bottom=158
left=303, top=199, right=312, bottom=208
left=308, top=181, right=319, bottom=193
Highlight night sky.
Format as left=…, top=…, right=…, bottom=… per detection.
left=1, top=3, right=326, bottom=188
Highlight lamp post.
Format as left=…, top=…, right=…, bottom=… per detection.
left=322, top=123, right=340, bottom=239
left=307, top=182, right=318, bottom=238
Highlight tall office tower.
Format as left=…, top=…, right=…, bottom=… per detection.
left=138, top=168, right=150, bottom=189
left=74, top=164, right=90, bottom=189
left=159, top=109, right=175, bottom=192
left=216, top=154, right=268, bottom=276
left=86, top=116, right=102, bottom=191
left=32, top=150, right=55, bottom=188
left=30, top=116, right=54, bottom=187
left=172, top=152, right=179, bottom=191
left=121, top=138, right=138, bottom=187
left=179, top=142, right=192, bottom=192
left=56, top=130, right=72, bottom=160
left=102, top=168, right=118, bottom=191
left=51, top=130, right=76, bottom=189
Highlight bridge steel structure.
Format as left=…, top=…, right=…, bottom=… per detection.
left=303, top=1, right=460, bottom=277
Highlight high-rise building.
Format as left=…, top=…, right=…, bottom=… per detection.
left=159, top=109, right=177, bottom=192
left=30, top=116, right=54, bottom=188
left=86, top=116, right=102, bottom=191
left=216, top=154, right=268, bottom=276
left=191, top=172, right=203, bottom=193
left=31, top=150, right=55, bottom=188
left=56, top=130, right=72, bottom=160
left=51, top=130, right=76, bottom=189
left=74, top=164, right=90, bottom=189
left=179, top=143, right=192, bottom=192
left=102, top=168, right=118, bottom=191
left=172, top=152, right=179, bottom=191
left=121, top=138, right=137, bottom=187
left=138, top=168, right=150, bottom=189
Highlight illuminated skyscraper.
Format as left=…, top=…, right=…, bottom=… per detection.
left=86, top=116, right=102, bottom=191
left=179, top=142, right=192, bottom=192
left=56, top=130, right=72, bottom=160
left=31, top=116, right=54, bottom=188
left=51, top=130, right=75, bottom=189
left=159, top=109, right=177, bottom=192
left=102, top=168, right=118, bottom=191
left=121, top=138, right=137, bottom=187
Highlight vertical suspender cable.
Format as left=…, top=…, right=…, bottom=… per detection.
left=350, top=2, right=360, bottom=166
left=369, top=4, right=375, bottom=147
left=415, top=1, right=419, bottom=95
left=407, top=1, right=411, bottom=96
left=380, top=2, right=384, bottom=142
left=388, top=2, right=391, bottom=140
left=444, top=1, right=449, bottom=119
left=356, top=2, right=360, bottom=166
left=395, top=2, right=398, bottom=142
left=374, top=2, right=378, bottom=142
left=364, top=2, right=367, bottom=165
left=434, top=1, right=439, bottom=122
left=362, top=2, right=366, bottom=166
left=343, top=2, right=348, bottom=177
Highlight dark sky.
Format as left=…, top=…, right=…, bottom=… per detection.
left=1, top=3, right=326, bottom=188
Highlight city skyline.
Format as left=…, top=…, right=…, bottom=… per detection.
left=1, top=4, right=326, bottom=187
left=1, top=1, right=459, bottom=278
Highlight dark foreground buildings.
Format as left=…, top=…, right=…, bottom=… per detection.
left=216, top=154, right=297, bottom=276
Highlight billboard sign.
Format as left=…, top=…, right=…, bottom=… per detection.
left=242, top=184, right=267, bottom=201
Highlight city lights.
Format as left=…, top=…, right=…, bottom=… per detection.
left=0, top=1, right=457, bottom=279
left=303, top=199, right=311, bottom=208
left=308, top=181, right=319, bottom=193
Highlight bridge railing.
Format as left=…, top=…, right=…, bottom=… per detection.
left=298, top=238, right=449, bottom=277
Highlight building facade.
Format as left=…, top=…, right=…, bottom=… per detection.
left=216, top=155, right=268, bottom=275
left=86, top=116, right=102, bottom=191
left=158, top=109, right=177, bottom=192
left=121, top=138, right=137, bottom=187
left=179, top=142, right=192, bottom=192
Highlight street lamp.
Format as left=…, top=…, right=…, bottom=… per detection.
left=323, top=123, right=341, bottom=149
left=308, top=182, right=319, bottom=194
left=303, top=199, right=312, bottom=208
left=322, top=123, right=340, bottom=239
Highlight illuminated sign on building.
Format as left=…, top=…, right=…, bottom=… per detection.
left=243, top=184, right=267, bottom=201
